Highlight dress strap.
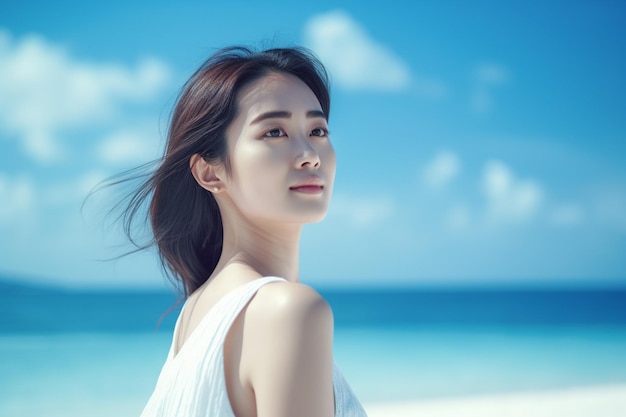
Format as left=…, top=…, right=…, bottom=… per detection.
left=209, top=276, right=288, bottom=341
left=169, top=276, right=287, bottom=362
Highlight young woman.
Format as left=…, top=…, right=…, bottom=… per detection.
left=133, top=47, right=368, bottom=417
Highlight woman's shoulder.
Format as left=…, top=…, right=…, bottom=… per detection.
left=238, top=280, right=335, bottom=416
left=247, top=280, right=333, bottom=328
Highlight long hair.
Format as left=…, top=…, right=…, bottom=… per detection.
left=121, top=47, right=330, bottom=297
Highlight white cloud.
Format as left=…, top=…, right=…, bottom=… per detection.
left=422, top=150, right=460, bottom=188
left=97, top=123, right=163, bottom=165
left=330, top=194, right=395, bottom=227
left=474, top=64, right=511, bottom=85
left=0, top=29, right=170, bottom=162
left=470, top=63, right=511, bottom=114
left=304, top=11, right=411, bottom=91
left=550, top=203, right=584, bottom=227
left=42, top=170, right=108, bottom=206
left=0, top=174, right=35, bottom=224
left=413, top=77, right=449, bottom=100
left=445, top=204, right=471, bottom=232
left=470, top=89, right=494, bottom=114
left=593, top=186, right=626, bottom=232
left=0, top=170, right=109, bottom=225
left=482, top=160, right=543, bottom=224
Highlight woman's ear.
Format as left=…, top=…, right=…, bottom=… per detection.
left=190, top=154, right=224, bottom=193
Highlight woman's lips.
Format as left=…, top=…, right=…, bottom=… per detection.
left=290, top=177, right=324, bottom=194
left=289, top=185, right=324, bottom=194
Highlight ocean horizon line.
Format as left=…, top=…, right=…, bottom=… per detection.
left=2, top=276, right=626, bottom=333
left=2, top=273, right=626, bottom=294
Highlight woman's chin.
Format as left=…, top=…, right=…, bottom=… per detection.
left=304, top=213, right=329, bottom=224
left=281, top=208, right=331, bottom=225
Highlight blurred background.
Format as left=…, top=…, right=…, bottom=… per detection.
left=1, top=1, right=625, bottom=416
left=1, top=0, right=625, bottom=289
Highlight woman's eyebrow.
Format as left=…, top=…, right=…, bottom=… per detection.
left=307, top=110, right=326, bottom=119
left=250, top=110, right=326, bottom=124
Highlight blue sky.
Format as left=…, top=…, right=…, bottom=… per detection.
left=1, top=0, right=625, bottom=289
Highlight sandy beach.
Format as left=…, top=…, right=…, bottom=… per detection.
left=2, top=383, right=625, bottom=416
left=365, top=384, right=626, bottom=417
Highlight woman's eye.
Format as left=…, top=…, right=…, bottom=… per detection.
left=263, top=128, right=285, bottom=138
left=311, top=128, right=328, bottom=137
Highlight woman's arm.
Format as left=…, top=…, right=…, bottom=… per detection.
left=242, top=282, right=335, bottom=417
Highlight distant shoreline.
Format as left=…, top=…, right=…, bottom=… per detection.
left=2, top=274, right=626, bottom=293
left=365, top=384, right=626, bottom=417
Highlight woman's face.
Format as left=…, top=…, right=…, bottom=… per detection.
left=221, top=71, right=336, bottom=225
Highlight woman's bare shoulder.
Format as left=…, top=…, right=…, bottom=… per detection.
left=240, top=281, right=335, bottom=416
left=241, top=280, right=334, bottom=366
left=247, top=281, right=333, bottom=327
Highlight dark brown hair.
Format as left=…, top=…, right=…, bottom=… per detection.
left=121, top=46, right=330, bottom=296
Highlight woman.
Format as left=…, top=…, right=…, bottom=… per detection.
left=133, top=47, right=368, bottom=417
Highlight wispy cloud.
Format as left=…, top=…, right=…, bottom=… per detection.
left=412, top=77, right=449, bottom=100
left=470, top=63, right=511, bottom=114
left=97, top=122, right=163, bottom=165
left=550, top=203, right=584, bottom=227
left=0, top=174, right=34, bottom=224
left=445, top=203, right=472, bottom=232
left=421, top=150, right=460, bottom=188
left=0, top=29, right=170, bottom=162
left=482, top=160, right=543, bottom=224
left=304, top=11, right=411, bottom=91
left=593, top=185, right=626, bottom=233
left=474, top=64, right=511, bottom=85
left=42, top=170, right=108, bottom=207
left=329, top=194, right=395, bottom=228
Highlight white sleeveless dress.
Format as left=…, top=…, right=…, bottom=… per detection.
left=140, top=277, right=368, bottom=417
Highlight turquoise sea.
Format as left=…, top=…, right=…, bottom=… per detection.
left=1, top=280, right=626, bottom=416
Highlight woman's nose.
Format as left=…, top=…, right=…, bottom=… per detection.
left=294, top=137, right=321, bottom=169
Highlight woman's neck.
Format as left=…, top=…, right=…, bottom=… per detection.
left=214, top=208, right=302, bottom=282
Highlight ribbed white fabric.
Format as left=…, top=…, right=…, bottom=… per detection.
left=140, top=277, right=368, bottom=417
